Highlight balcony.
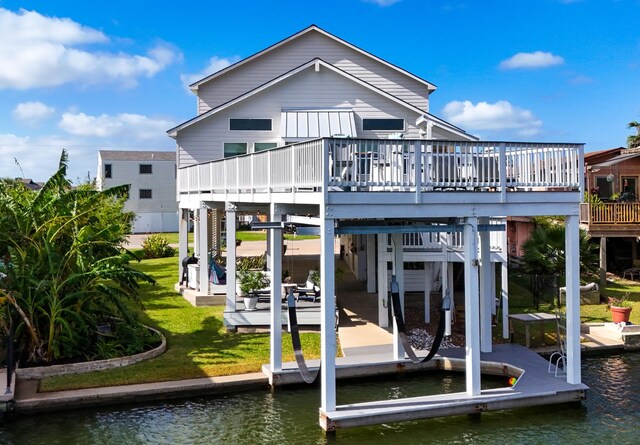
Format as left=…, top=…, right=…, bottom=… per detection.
left=580, top=202, right=640, bottom=236
left=178, top=138, right=583, bottom=206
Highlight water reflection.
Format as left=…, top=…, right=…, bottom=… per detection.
left=1, top=354, right=639, bottom=445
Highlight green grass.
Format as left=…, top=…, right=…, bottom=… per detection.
left=40, top=255, right=321, bottom=392
left=159, top=231, right=318, bottom=244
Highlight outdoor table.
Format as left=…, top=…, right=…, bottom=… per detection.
left=508, top=312, right=557, bottom=348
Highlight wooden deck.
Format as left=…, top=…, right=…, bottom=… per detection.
left=224, top=299, right=322, bottom=330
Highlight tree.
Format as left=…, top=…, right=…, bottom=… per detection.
left=628, top=121, right=640, bottom=149
left=521, top=225, right=598, bottom=276
left=0, top=150, right=154, bottom=364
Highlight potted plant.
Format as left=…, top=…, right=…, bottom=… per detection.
left=608, top=295, right=633, bottom=324
left=238, top=270, right=269, bottom=311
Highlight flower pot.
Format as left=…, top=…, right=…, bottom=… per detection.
left=243, top=295, right=259, bottom=311
left=611, top=306, right=632, bottom=324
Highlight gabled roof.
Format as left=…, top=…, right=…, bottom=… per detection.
left=168, top=58, right=472, bottom=140
left=189, top=25, right=437, bottom=93
left=592, top=151, right=640, bottom=168
left=99, top=150, right=176, bottom=161
left=584, top=147, right=624, bottom=165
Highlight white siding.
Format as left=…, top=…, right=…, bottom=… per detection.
left=98, top=158, right=178, bottom=232
left=178, top=65, right=424, bottom=167
left=196, top=31, right=430, bottom=115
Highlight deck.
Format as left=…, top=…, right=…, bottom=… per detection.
left=579, top=202, right=640, bottom=236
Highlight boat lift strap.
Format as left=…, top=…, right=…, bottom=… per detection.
left=287, top=293, right=320, bottom=384
left=390, top=277, right=450, bottom=363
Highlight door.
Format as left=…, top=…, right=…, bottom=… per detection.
left=621, top=176, right=637, bottom=201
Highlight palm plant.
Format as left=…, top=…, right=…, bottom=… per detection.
left=0, top=150, right=154, bottom=364
left=628, top=121, right=640, bottom=149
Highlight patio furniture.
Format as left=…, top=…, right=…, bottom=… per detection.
left=508, top=312, right=557, bottom=348
left=548, top=310, right=567, bottom=377
left=623, top=267, right=640, bottom=280
left=295, top=270, right=321, bottom=303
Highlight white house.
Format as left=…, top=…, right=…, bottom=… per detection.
left=96, top=150, right=178, bottom=233
left=168, top=25, right=585, bottom=431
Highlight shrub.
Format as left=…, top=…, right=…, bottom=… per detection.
left=142, top=234, right=175, bottom=259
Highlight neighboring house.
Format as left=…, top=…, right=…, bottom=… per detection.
left=16, top=178, right=43, bottom=190
left=168, top=25, right=585, bottom=428
left=581, top=146, right=640, bottom=277
left=96, top=150, right=178, bottom=233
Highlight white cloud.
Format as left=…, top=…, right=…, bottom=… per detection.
left=362, top=0, right=402, bottom=5
left=180, top=56, right=241, bottom=88
left=12, top=101, right=56, bottom=124
left=0, top=8, right=179, bottom=89
left=442, top=100, right=542, bottom=136
left=59, top=112, right=175, bottom=140
left=0, top=133, right=80, bottom=180
left=500, top=51, right=564, bottom=70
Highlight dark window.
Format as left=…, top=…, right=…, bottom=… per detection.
left=595, top=176, right=614, bottom=200
left=224, top=143, right=248, bottom=158
left=139, top=189, right=152, bottom=199
left=230, top=119, right=272, bottom=131
left=363, top=118, right=404, bottom=131
left=255, top=142, right=278, bottom=152
left=104, top=164, right=112, bottom=178
left=139, top=164, right=152, bottom=174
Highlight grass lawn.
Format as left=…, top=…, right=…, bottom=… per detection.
left=160, top=231, right=317, bottom=244
left=40, top=255, right=321, bottom=392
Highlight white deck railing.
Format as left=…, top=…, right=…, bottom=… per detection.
left=178, top=138, right=583, bottom=195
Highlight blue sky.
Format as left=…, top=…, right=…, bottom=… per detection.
left=1, top=0, right=639, bottom=181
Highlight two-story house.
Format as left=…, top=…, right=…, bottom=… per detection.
left=168, top=25, right=585, bottom=431
left=581, top=146, right=640, bottom=281
left=97, top=150, right=178, bottom=233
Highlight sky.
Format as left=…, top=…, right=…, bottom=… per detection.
left=1, top=0, right=639, bottom=182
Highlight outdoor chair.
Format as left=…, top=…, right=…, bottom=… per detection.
left=622, top=267, right=640, bottom=280
left=295, top=270, right=321, bottom=303
left=548, top=310, right=567, bottom=377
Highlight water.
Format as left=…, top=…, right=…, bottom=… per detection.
left=1, top=354, right=638, bottom=445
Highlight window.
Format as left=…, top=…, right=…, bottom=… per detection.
left=362, top=118, right=404, bottom=131
left=255, top=142, right=278, bottom=152
left=104, top=164, right=112, bottom=178
left=139, top=164, right=152, bottom=174
left=139, top=189, right=152, bottom=199
left=595, top=176, right=614, bottom=200
left=230, top=119, right=272, bottom=131
left=224, top=143, right=248, bottom=158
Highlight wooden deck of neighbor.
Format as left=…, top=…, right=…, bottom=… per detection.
left=264, top=343, right=587, bottom=431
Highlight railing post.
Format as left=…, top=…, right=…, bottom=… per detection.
left=414, top=140, right=422, bottom=203
left=499, top=142, right=507, bottom=202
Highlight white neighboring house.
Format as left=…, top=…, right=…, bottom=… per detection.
left=96, top=150, right=178, bottom=233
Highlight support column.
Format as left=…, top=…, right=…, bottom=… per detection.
left=442, top=235, right=451, bottom=336
left=392, top=233, right=405, bottom=361
left=366, top=234, right=376, bottom=293
left=377, top=234, right=389, bottom=328
left=463, top=217, right=481, bottom=396
left=599, top=236, right=607, bottom=287
left=500, top=223, right=510, bottom=339
left=447, top=262, right=455, bottom=336
left=565, top=215, right=581, bottom=385
left=178, top=209, right=189, bottom=283
left=269, top=204, right=283, bottom=379
left=479, top=217, right=493, bottom=353
left=320, top=215, right=336, bottom=413
left=424, top=262, right=431, bottom=323
left=198, top=206, right=209, bottom=295
left=225, top=204, right=237, bottom=313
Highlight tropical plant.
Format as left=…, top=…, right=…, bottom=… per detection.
left=0, top=150, right=155, bottom=364
left=628, top=121, right=640, bottom=149
left=142, top=234, right=175, bottom=258
left=521, top=225, right=598, bottom=276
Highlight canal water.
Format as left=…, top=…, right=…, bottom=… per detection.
left=1, top=353, right=638, bottom=444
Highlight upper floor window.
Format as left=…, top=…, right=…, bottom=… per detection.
left=254, top=142, right=278, bottom=152
left=139, top=164, right=152, bottom=174
left=224, top=143, right=248, bottom=158
left=363, top=118, right=405, bottom=131
left=230, top=119, right=272, bottom=131
left=595, top=176, right=614, bottom=200
left=104, top=164, right=112, bottom=178
left=139, top=189, right=152, bottom=199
